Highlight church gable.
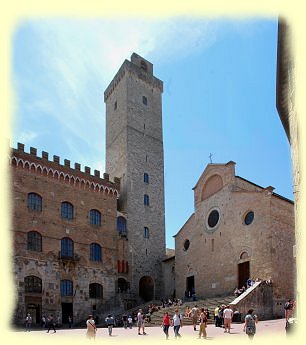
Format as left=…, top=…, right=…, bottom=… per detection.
left=200, top=174, right=223, bottom=201
left=194, top=161, right=236, bottom=207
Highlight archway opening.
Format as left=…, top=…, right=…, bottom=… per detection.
left=139, top=276, right=154, bottom=301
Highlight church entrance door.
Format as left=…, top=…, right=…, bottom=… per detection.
left=139, top=276, right=154, bottom=301
left=238, top=261, right=250, bottom=288
left=186, top=275, right=195, bottom=298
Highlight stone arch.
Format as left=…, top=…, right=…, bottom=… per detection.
left=42, top=167, right=48, bottom=176
left=117, top=277, right=129, bottom=292
left=201, top=174, right=223, bottom=201
left=239, top=251, right=250, bottom=260
left=12, top=157, right=17, bottom=166
left=139, top=276, right=154, bottom=301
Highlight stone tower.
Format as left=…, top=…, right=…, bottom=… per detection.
left=104, top=53, right=165, bottom=301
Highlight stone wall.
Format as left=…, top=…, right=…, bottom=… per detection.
left=105, top=54, right=166, bottom=300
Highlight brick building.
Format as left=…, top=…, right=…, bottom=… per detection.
left=174, top=161, right=295, bottom=317
left=10, top=143, right=121, bottom=325
left=11, top=53, right=167, bottom=326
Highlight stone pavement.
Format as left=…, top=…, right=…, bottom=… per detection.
left=16, top=318, right=293, bottom=342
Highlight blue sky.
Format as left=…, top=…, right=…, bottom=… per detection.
left=12, top=17, right=292, bottom=249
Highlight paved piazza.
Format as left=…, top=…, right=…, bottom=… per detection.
left=11, top=318, right=295, bottom=342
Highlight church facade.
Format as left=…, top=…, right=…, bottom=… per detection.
left=174, top=161, right=295, bottom=315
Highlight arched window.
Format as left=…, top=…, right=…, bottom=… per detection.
left=117, top=216, right=127, bottom=236
left=61, top=237, right=74, bottom=258
left=89, top=283, right=103, bottom=299
left=90, top=209, right=101, bottom=226
left=142, top=95, right=147, bottom=105
left=25, top=275, right=42, bottom=293
left=144, top=227, right=149, bottom=238
left=90, top=243, right=102, bottom=262
left=141, top=60, right=147, bottom=71
left=144, top=173, right=149, bottom=184
left=61, top=280, right=73, bottom=296
left=144, top=194, right=150, bottom=206
left=61, top=201, right=74, bottom=219
left=28, top=193, right=42, bottom=211
left=27, top=231, right=42, bottom=252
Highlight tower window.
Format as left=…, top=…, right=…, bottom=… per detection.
left=144, top=227, right=149, bottom=238
left=144, top=194, right=150, bottom=206
left=142, top=96, right=147, bottom=105
left=117, top=216, right=127, bottom=236
left=114, top=101, right=117, bottom=110
left=144, top=173, right=149, bottom=184
left=141, top=60, right=147, bottom=71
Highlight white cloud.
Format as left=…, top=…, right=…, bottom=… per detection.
left=18, top=130, right=38, bottom=143
left=14, top=17, right=219, bottom=166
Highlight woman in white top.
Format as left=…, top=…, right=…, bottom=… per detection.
left=86, top=315, right=97, bottom=340
left=172, top=309, right=183, bottom=338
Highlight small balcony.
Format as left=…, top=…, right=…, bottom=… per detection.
left=58, top=252, right=80, bottom=262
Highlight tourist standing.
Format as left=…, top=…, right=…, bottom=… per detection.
left=172, top=309, right=183, bottom=339
left=68, top=316, right=73, bottom=328
left=191, top=305, right=199, bottom=331
left=127, top=315, right=133, bottom=329
left=162, top=312, right=170, bottom=339
left=214, top=305, right=219, bottom=327
left=86, top=315, right=97, bottom=339
left=223, top=305, right=233, bottom=333
left=137, top=309, right=146, bottom=335
left=198, top=308, right=208, bottom=339
left=105, top=314, right=115, bottom=336
left=243, top=309, right=258, bottom=339
left=25, top=313, right=32, bottom=332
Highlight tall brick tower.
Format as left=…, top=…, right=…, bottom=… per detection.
left=104, top=53, right=165, bottom=301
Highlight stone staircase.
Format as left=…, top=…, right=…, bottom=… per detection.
left=147, top=295, right=235, bottom=327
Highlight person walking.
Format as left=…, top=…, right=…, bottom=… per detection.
left=86, top=315, right=97, bottom=340
left=137, top=309, right=146, bottom=335
left=105, top=314, right=115, bottom=336
left=25, top=313, right=32, bottom=332
left=162, top=312, right=170, bottom=339
left=198, top=308, right=208, bottom=339
left=191, top=305, right=199, bottom=331
left=223, top=305, right=233, bottom=333
left=171, top=309, right=183, bottom=339
left=46, top=314, right=56, bottom=333
left=243, top=309, right=258, bottom=340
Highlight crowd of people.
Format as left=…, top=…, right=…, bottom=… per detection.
left=24, top=292, right=296, bottom=339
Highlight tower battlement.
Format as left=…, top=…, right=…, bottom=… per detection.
left=104, top=53, right=163, bottom=102
left=11, top=142, right=120, bottom=194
